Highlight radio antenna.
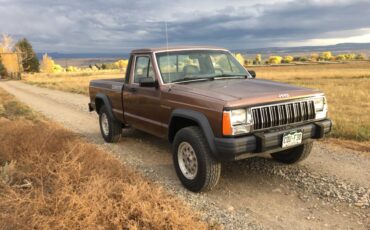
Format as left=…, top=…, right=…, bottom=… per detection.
left=165, top=21, right=171, bottom=86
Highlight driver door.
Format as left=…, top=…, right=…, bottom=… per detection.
left=123, top=54, right=167, bottom=138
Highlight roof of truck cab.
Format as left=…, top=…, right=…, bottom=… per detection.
left=131, top=46, right=228, bottom=54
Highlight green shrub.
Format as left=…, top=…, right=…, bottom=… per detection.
left=355, top=53, right=366, bottom=60
left=15, top=38, right=40, bottom=72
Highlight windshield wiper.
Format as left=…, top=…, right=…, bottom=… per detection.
left=212, top=73, right=248, bottom=79
left=171, top=76, right=213, bottom=84
left=171, top=73, right=249, bottom=84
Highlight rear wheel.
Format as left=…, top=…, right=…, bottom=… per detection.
left=173, top=126, right=221, bottom=192
left=271, top=142, right=313, bottom=164
left=99, top=105, right=122, bottom=143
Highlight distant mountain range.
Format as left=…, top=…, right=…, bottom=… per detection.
left=235, top=43, right=370, bottom=55
left=36, top=52, right=130, bottom=60
left=36, top=43, right=370, bottom=59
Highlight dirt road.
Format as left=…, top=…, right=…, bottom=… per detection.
left=1, top=81, right=369, bottom=229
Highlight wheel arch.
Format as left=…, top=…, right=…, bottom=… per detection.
left=95, top=93, right=115, bottom=119
left=168, top=109, right=217, bottom=156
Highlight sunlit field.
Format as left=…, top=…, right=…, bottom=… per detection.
left=252, top=61, right=370, bottom=148
left=22, top=61, right=370, bottom=149
left=23, top=71, right=124, bottom=95
left=249, top=61, right=370, bottom=80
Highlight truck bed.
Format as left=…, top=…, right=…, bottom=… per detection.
left=89, top=78, right=125, bottom=122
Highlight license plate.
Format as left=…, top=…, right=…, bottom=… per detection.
left=282, top=130, right=303, bottom=148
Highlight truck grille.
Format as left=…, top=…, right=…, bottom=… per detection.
left=252, top=100, right=315, bottom=130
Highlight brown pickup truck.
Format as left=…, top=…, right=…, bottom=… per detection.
left=89, top=46, right=331, bottom=192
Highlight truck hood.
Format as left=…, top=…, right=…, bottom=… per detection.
left=171, top=78, right=321, bottom=107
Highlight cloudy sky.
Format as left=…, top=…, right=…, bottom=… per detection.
left=1, top=0, right=370, bottom=53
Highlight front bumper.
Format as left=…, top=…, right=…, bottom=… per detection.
left=213, top=119, right=332, bottom=161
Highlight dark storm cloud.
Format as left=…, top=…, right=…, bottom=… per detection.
left=0, top=0, right=369, bottom=52
left=166, top=1, right=370, bottom=47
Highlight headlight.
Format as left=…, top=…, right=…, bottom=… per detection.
left=230, top=109, right=246, bottom=125
left=314, top=96, right=328, bottom=119
left=313, top=97, right=325, bottom=111
left=223, top=109, right=253, bottom=136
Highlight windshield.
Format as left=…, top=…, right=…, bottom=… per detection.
left=155, top=50, right=249, bottom=83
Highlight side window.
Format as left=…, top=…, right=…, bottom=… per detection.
left=158, top=56, right=177, bottom=74
left=134, top=56, right=155, bottom=83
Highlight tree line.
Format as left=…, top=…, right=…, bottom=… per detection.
left=235, top=51, right=368, bottom=65
left=40, top=54, right=128, bottom=73
left=0, top=34, right=128, bottom=75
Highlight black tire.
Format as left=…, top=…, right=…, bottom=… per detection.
left=99, top=105, right=122, bottom=143
left=271, top=142, right=313, bottom=164
left=173, top=126, right=221, bottom=192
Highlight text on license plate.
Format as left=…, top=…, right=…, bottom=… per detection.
left=282, top=130, right=303, bottom=148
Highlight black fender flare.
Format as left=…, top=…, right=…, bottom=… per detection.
left=95, top=93, right=116, bottom=120
left=169, top=109, right=219, bottom=159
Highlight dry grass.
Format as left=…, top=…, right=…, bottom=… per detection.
left=0, top=88, right=38, bottom=121
left=322, top=138, right=370, bottom=153
left=250, top=61, right=370, bottom=80
left=251, top=61, right=370, bottom=146
left=23, top=72, right=123, bottom=95
left=0, top=88, right=211, bottom=229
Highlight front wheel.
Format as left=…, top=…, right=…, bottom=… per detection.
left=99, top=105, right=122, bottom=143
left=173, top=126, right=221, bottom=192
left=271, top=142, right=313, bottom=164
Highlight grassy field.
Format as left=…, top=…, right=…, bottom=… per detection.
left=251, top=61, right=370, bottom=146
left=23, top=71, right=125, bottom=95
left=21, top=61, right=370, bottom=150
left=0, top=88, right=210, bottom=229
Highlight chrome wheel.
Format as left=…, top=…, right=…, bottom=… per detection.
left=101, top=113, right=109, bottom=136
left=177, top=142, right=198, bottom=180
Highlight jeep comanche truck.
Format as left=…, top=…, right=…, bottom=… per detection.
left=89, top=46, right=331, bottom=192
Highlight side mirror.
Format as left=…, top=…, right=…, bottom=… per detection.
left=248, top=70, right=256, bottom=78
left=139, top=78, right=158, bottom=88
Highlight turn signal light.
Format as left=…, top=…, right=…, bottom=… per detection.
left=222, top=111, right=232, bottom=136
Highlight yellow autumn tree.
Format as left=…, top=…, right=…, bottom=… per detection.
left=114, top=59, right=128, bottom=69
left=283, top=56, right=294, bottom=63
left=53, top=64, right=63, bottom=73
left=0, top=34, right=22, bottom=75
left=66, top=66, right=79, bottom=72
left=41, top=53, right=55, bottom=73
left=310, top=53, right=319, bottom=62
left=268, top=56, right=282, bottom=64
left=320, top=51, right=332, bottom=61
left=336, top=54, right=346, bottom=61
left=234, top=53, right=245, bottom=65
left=0, top=34, right=14, bottom=52
left=344, top=53, right=356, bottom=60
left=255, top=54, right=262, bottom=64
